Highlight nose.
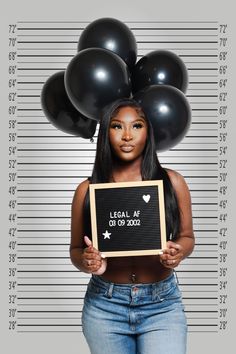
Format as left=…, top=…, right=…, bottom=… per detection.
left=122, top=128, right=133, bottom=141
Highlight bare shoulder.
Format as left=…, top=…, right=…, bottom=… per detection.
left=165, top=168, right=189, bottom=193
left=72, top=179, right=90, bottom=204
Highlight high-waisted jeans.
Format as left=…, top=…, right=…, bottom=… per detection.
left=82, top=272, right=187, bottom=354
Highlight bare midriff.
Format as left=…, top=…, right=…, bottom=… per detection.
left=100, top=255, right=172, bottom=284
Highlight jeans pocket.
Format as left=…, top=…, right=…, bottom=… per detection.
left=159, top=283, right=182, bottom=302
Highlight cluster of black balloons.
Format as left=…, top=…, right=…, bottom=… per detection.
left=41, top=17, right=191, bottom=151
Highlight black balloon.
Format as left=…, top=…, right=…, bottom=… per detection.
left=78, top=17, right=137, bottom=68
left=131, top=50, right=188, bottom=94
left=134, top=85, right=191, bottom=152
left=65, top=48, right=131, bottom=121
left=41, top=71, right=97, bottom=138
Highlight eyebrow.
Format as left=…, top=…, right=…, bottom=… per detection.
left=110, top=117, right=146, bottom=123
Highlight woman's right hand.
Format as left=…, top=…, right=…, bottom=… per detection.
left=82, top=236, right=107, bottom=275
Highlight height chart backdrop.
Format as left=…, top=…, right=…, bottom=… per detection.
left=1, top=0, right=235, bottom=353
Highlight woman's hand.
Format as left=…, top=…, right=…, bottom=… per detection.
left=159, top=241, right=184, bottom=268
left=82, top=236, right=107, bottom=275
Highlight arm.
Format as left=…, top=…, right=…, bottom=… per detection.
left=160, top=170, right=195, bottom=268
left=70, top=179, right=107, bottom=274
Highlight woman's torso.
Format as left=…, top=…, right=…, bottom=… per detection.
left=101, top=255, right=172, bottom=283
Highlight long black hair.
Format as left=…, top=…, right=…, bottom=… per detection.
left=85, top=98, right=180, bottom=240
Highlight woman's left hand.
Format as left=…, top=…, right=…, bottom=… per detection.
left=159, top=241, right=184, bottom=268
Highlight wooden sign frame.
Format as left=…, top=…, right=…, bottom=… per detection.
left=89, top=180, right=167, bottom=257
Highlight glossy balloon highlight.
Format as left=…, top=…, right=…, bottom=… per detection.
left=78, top=17, right=137, bottom=68
left=65, top=48, right=131, bottom=121
left=134, top=85, right=191, bottom=151
left=131, top=50, right=188, bottom=94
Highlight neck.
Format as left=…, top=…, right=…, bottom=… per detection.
left=111, top=157, right=143, bottom=182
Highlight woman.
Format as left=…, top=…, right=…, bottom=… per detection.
left=70, top=98, right=194, bottom=354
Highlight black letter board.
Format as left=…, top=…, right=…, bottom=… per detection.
left=89, top=180, right=166, bottom=257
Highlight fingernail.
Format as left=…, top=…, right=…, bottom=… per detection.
left=101, top=253, right=106, bottom=259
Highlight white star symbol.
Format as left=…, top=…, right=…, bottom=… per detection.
left=103, top=230, right=111, bottom=239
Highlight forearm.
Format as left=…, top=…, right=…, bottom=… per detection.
left=175, top=235, right=195, bottom=259
left=70, top=247, right=88, bottom=273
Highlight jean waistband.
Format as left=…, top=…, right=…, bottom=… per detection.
left=90, top=272, right=177, bottom=297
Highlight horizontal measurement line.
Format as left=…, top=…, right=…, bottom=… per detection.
left=18, top=40, right=218, bottom=44
left=17, top=176, right=218, bottom=179
left=17, top=318, right=82, bottom=320
left=170, top=149, right=217, bottom=151
left=17, top=54, right=218, bottom=58
left=17, top=270, right=217, bottom=273
left=18, top=54, right=74, bottom=57
left=18, top=170, right=92, bottom=173
left=189, top=82, right=217, bottom=84
left=17, top=163, right=92, bottom=165
left=17, top=324, right=82, bottom=326
left=18, top=216, right=71, bottom=218
left=18, top=297, right=84, bottom=299
left=17, top=27, right=85, bottom=30
left=18, top=26, right=218, bottom=30
left=18, top=243, right=69, bottom=245
left=17, top=136, right=93, bottom=138
left=18, top=122, right=50, bottom=124
left=17, top=263, right=72, bottom=266
left=187, top=324, right=218, bottom=327
left=17, top=330, right=82, bottom=333
left=18, top=283, right=86, bottom=286
left=17, top=283, right=218, bottom=287
left=17, top=47, right=218, bottom=51
left=195, top=243, right=218, bottom=246
left=17, top=290, right=86, bottom=293
left=193, top=230, right=217, bottom=232
left=17, top=82, right=44, bottom=84
left=18, top=41, right=78, bottom=44
left=178, top=270, right=218, bottom=273
left=17, top=149, right=95, bottom=151
left=19, top=94, right=217, bottom=98
left=18, top=228, right=70, bottom=230
left=16, top=163, right=217, bottom=166
left=17, top=135, right=218, bottom=138
left=18, top=257, right=70, bottom=259
left=185, top=310, right=217, bottom=313
left=190, top=109, right=218, bottom=112
left=188, top=257, right=218, bottom=259
left=18, top=310, right=82, bottom=312
left=180, top=284, right=218, bottom=286
left=183, top=297, right=217, bottom=299
left=18, top=270, right=77, bottom=272
left=17, top=304, right=82, bottom=306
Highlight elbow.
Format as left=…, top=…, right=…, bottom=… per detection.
left=69, top=247, right=82, bottom=271
left=187, top=231, right=195, bottom=256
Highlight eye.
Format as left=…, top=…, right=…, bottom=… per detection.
left=110, top=123, right=122, bottom=129
left=133, top=122, right=144, bottom=129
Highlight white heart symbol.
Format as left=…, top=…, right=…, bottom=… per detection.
left=143, top=194, right=151, bottom=203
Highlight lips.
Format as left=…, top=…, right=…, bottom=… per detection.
left=120, top=144, right=135, bottom=152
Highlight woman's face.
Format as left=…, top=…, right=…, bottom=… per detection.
left=109, top=106, right=148, bottom=163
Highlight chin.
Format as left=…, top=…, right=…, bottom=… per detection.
left=120, top=154, right=142, bottom=163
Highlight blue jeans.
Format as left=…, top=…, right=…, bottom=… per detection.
left=82, top=272, right=187, bottom=354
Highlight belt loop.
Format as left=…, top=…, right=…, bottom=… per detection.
left=173, top=270, right=179, bottom=284
left=151, top=283, right=160, bottom=302
left=107, top=283, right=114, bottom=298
